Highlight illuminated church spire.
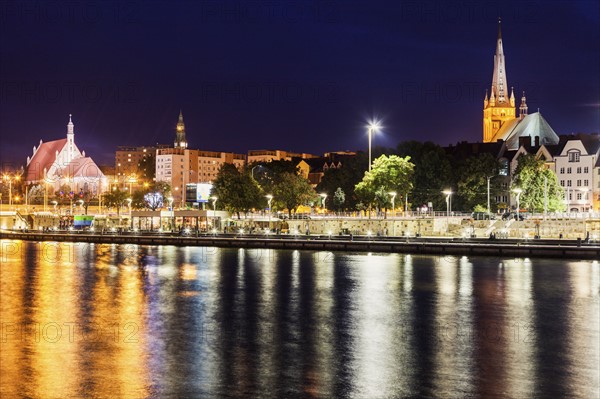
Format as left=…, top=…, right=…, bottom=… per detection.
left=491, top=18, right=508, bottom=103
left=174, top=110, right=188, bottom=149
left=483, top=18, right=516, bottom=142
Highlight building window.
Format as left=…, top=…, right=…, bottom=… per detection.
left=584, top=180, right=589, bottom=186
left=567, top=180, right=572, bottom=187
left=577, top=193, right=582, bottom=200
left=568, top=151, right=580, bottom=162
left=577, top=167, right=582, bottom=173
left=577, top=180, right=581, bottom=187
left=584, top=167, right=589, bottom=173
left=559, top=167, right=565, bottom=174
left=560, top=180, right=564, bottom=186
left=567, top=167, right=572, bottom=174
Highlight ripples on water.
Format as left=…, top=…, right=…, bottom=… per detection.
left=0, top=240, right=598, bottom=398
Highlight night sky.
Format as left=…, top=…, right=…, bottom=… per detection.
left=1, top=0, right=599, bottom=167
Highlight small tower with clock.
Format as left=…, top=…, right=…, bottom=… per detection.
left=174, top=110, right=188, bottom=149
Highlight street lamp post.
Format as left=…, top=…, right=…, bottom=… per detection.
left=487, top=176, right=492, bottom=220
left=389, top=191, right=397, bottom=236
left=3, top=174, right=20, bottom=208
left=367, top=121, right=381, bottom=172
left=167, top=196, right=174, bottom=231
left=319, top=193, right=327, bottom=214
left=513, top=188, right=523, bottom=220
left=442, top=190, right=453, bottom=234
left=266, top=194, right=273, bottom=231
left=211, top=196, right=218, bottom=231
left=388, top=191, right=396, bottom=218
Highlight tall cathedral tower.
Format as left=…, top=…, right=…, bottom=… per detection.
left=483, top=18, right=516, bottom=142
left=174, top=110, right=188, bottom=149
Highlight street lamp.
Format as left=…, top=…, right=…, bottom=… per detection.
left=167, top=196, right=174, bottom=231
left=486, top=176, right=492, bottom=220
left=266, top=194, right=273, bottom=231
left=211, top=196, right=218, bottom=231
left=3, top=174, right=20, bottom=207
left=442, top=190, right=453, bottom=216
left=388, top=191, right=397, bottom=217
left=320, top=193, right=327, bottom=213
left=442, top=190, right=453, bottom=234
left=367, top=121, right=381, bottom=172
left=128, top=174, right=137, bottom=194
left=513, top=188, right=523, bottom=219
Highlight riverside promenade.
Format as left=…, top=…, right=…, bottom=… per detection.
left=1, top=229, right=599, bottom=260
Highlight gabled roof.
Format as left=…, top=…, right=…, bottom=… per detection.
left=25, top=139, right=67, bottom=182
left=500, top=112, right=560, bottom=150
left=69, top=157, right=105, bottom=178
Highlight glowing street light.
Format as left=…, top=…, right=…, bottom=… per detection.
left=319, top=193, right=327, bottom=213
left=266, top=194, right=273, bottom=231
left=442, top=189, right=453, bottom=235
left=513, top=188, right=523, bottom=219
left=442, top=190, right=453, bottom=216
left=367, top=120, right=381, bottom=172
left=3, top=174, right=20, bottom=207
left=211, top=196, right=218, bottom=231
left=388, top=191, right=397, bottom=217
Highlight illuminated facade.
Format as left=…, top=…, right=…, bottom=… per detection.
left=483, top=19, right=516, bottom=142
left=483, top=20, right=559, bottom=150
left=25, top=115, right=107, bottom=195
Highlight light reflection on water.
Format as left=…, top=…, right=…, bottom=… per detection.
left=0, top=240, right=598, bottom=398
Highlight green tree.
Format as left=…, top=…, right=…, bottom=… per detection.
left=212, top=164, right=264, bottom=218
left=456, top=153, right=501, bottom=212
left=316, top=153, right=368, bottom=211
left=355, top=155, right=414, bottom=212
left=333, top=187, right=345, bottom=212
left=272, top=172, right=317, bottom=217
left=513, top=154, right=564, bottom=212
left=103, top=189, right=129, bottom=215
left=396, top=141, right=453, bottom=210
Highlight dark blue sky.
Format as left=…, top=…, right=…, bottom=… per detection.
left=1, top=0, right=599, bottom=166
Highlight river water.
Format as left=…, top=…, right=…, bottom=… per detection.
left=1, top=239, right=598, bottom=398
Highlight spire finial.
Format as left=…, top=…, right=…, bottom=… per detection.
left=498, top=17, right=502, bottom=39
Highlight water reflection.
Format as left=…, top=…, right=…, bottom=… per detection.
left=0, top=240, right=598, bottom=398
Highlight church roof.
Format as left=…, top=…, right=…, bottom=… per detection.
left=69, top=157, right=105, bottom=179
left=497, top=112, right=560, bottom=150
left=25, top=138, right=67, bottom=182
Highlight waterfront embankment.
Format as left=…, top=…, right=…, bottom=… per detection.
left=1, top=230, right=599, bottom=260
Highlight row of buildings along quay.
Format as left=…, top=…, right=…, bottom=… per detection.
left=1, top=21, right=598, bottom=239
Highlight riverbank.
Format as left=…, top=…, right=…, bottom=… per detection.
left=2, top=230, right=598, bottom=260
